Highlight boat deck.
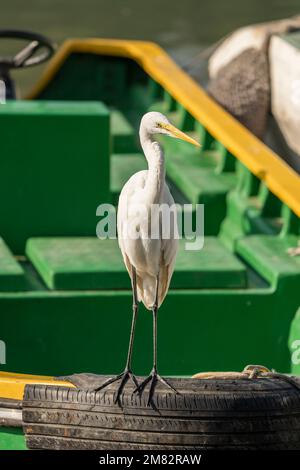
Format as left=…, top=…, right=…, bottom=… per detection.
left=0, top=40, right=299, bottom=381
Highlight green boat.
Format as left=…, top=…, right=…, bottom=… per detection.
left=0, top=31, right=300, bottom=450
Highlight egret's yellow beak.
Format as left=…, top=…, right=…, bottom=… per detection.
left=160, top=123, right=201, bottom=147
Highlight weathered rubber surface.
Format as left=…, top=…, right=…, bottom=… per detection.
left=23, top=376, right=300, bottom=450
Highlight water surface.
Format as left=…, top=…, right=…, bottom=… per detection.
left=1, top=0, right=299, bottom=94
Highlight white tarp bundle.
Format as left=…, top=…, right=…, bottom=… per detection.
left=207, top=16, right=300, bottom=140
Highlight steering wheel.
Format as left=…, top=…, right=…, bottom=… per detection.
left=0, top=30, right=56, bottom=99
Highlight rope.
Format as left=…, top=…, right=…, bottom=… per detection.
left=193, top=365, right=300, bottom=392
left=242, top=364, right=300, bottom=392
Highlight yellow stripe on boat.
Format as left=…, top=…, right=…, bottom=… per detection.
left=27, top=39, right=300, bottom=217
left=0, top=371, right=74, bottom=400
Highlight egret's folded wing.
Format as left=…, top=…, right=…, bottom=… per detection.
left=117, top=170, right=148, bottom=279
left=159, top=184, right=179, bottom=305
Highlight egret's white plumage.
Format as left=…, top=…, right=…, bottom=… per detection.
left=117, top=113, right=179, bottom=309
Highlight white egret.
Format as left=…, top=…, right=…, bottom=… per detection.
left=98, top=111, right=200, bottom=405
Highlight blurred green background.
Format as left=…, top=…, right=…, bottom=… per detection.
left=0, top=0, right=299, bottom=95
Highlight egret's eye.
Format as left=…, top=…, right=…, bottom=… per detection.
left=156, top=122, right=163, bottom=129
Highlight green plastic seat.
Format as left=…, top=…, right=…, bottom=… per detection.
left=110, top=153, right=146, bottom=204
left=26, top=237, right=247, bottom=290
left=165, top=142, right=236, bottom=234
left=236, top=235, right=300, bottom=286
left=0, top=238, right=27, bottom=291
left=111, top=110, right=138, bottom=153
left=174, top=237, right=247, bottom=289
left=220, top=164, right=283, bottom=250
left=164, top=139, right=236, bottom=205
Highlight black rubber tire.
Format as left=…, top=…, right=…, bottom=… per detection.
left=23, top=375, right=300, bottom=450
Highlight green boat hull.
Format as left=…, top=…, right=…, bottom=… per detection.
left=0, top=40, right=299, bottom=389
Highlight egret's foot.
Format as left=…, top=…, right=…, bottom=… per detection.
left=94, top=369, right=139, bottom=404
left=134, top=368, right=179, bottom=407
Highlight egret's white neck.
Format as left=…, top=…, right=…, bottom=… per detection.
left=140, top=126, right=165, bottom=203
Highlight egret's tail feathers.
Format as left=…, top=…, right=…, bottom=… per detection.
left=136, top=267, right=170, bottom=310
left=136, top=273, right=155, bottom=310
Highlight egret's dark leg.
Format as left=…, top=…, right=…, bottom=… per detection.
left=95, top=267, right=139, bottom=402
left=134, top=274, right=178, bottom=406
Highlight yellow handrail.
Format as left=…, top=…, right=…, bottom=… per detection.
left=0, top=371, right=74, bottom=400
left=28, top=39, right=300, bottom=217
